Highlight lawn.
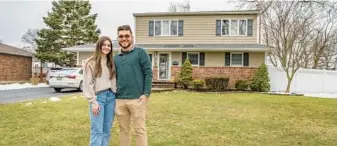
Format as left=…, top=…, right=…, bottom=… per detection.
left=1, top=91, right=336, bottom=146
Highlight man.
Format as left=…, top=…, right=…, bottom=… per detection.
left=113, top=25, right=152, bottom=146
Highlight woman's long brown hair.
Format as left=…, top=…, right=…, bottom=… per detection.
left=87, top=36, right=116, bottom=80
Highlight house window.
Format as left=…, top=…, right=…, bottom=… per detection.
left=153, top=20, right=180, bottom=36
left=221, top=19, right=248, bottom=36
left=170, top=20, right=178, bottom=35
left=162, top=20, right=170, bottom=36
left=239, top=20, right=247, bottom=35
left=230, top=20, right=238, bottom=35
left=187, top=52, right=199, bottom=66
left=222, top=20, right=229, bottom=35
left=231, top=53, right=243, bottom=66
left=154, top=20, right=161, bottom=36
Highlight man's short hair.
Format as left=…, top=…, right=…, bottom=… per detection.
left=117, top=25, right=133, bottom=34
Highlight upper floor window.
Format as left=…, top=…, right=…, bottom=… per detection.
left=154, top=20, right=178, bottom=36
left=223, top=19, right=247, bottom=36
left=149, top=20, right=184, bottom=37
left=216, top=19, right=253, bottom=36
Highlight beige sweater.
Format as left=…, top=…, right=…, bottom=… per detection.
left=83, top=56, right=117, bottom=103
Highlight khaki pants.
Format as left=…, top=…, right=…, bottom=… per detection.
left=115, top=99, right=147, bottom=146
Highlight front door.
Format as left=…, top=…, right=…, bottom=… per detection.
left=158, top=53, right=170, bottom=80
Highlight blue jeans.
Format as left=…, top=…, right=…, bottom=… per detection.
left=89, top=89, right=116, bottom=146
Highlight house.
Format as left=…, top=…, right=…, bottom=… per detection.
left=0, top=43, right=33, bottom=83
left=62, top=40, right=120, bottom=66
left=63, top=10, right=268, bottom=88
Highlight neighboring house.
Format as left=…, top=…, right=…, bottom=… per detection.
left=63, top=10, right=268, bottom=88
left=32, top=56, right=58, bottom=75
left=0, top=43, right=33, bottom=83
left=62, top=40, right=120, bottom=66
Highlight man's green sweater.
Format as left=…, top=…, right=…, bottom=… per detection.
left=113, top=47, right=153, bottom=99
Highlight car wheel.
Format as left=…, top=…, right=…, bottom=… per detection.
left=54, top=88, right=62, bottom=92
left=77, top=81, right=83, bottom=92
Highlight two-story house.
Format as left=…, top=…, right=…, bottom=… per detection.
left=63, top=10, right=268, bottom=88
left=134, top=10, right=268, bottom=87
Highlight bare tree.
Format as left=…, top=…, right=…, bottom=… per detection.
left=168, top=0, right=191, bottom=12
left=238, top=1, right=337, bottom=93
left=168, top=2, right=178, bottom=12
left=21, top=28, right=39, bottom=50
left=309, top=5, right=337, bottom=69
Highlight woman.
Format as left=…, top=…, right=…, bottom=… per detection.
left=83, top=36, right=117, bottom=146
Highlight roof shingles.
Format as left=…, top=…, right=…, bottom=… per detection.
left=0, top=43, right=33, bottom=57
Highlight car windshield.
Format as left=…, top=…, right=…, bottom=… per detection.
left=57, top=69, right=78, bottom=74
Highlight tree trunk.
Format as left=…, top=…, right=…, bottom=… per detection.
left=39, top=61, right=44, bottom=83
left=285, top=78, right=292, bottom=93
left=285, top=73, right=295, bottom=93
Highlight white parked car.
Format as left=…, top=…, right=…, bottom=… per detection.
left=46, top=67, right=63, bottom=82
left=48, top=68, right=84, bottom=92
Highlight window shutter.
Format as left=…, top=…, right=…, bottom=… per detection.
left=199, top=52, right=205, bottom=66
left=182, top=52, right=187, bottom=64
left=149, top=20, right=154, bottom=37
left=244, top=52, right=249, bottom=66
left=247, top=19, right=253, bottom=36
left=225, top=52, right=230, bottom=66
left=178, top=20, right=184, bottom=36
left=216, top=20, right=221, bottom=36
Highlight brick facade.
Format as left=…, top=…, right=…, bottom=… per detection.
left=0, top=53, right=32, bottom=82
left=152, top=66, right=257, bottom=88
left=152, top=66, right=159, bottom=81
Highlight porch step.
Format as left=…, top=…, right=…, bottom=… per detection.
left=152, top=84, right=174, bottom=88
left=152, top=81, right=175, bottom=88
left=152, top=88, right=174, bottom=93
left=152, top=81, right=174, bottom=85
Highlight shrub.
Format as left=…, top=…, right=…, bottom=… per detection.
left=235, top=80, right=249, bottom=90
left=172, top=75, right=180, bottom=88
left=30, top=77, right=40, bottom=85
left=250, top=63, right=270, bottom=92
left=178, top=59, right=193, bottom=89
left=191, top=79, right=204, bottom=90
left=205, top=76, right=229, bottom=91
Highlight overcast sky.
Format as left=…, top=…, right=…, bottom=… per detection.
left=0, top=0, right=238, bottom=47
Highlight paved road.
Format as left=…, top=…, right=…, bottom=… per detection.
left=0, top=87, right=82, bottom=104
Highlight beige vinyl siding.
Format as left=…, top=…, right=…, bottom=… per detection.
left=168, top=51, right=264, bottom=67
left=249, top=52, right=265, bottom=67
left=79, top=52, right=93, bottom=65
left=135, top=15, right=258, bottom=44
left=171, top=52, right=182, bottom=66
left=205, top=52, right=225, bottom=67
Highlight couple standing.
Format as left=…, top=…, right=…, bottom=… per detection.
left=83, top=25, right=152, bottom=146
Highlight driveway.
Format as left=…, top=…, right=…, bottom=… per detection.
left=0, top=87, right=82, bottom=104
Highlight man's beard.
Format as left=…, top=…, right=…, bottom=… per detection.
left=119, top=41, right=131, bottom=49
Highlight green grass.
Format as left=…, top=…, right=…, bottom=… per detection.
left=1, top=91, right=337, bottom=146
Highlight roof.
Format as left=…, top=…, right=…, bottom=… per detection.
left=62, top=41, right=120, bottom=52
left=0, top=43, right=33, bottom=57
left=133, top=10, right=260, bottom=17
left=62, top=43, right=268, bottom=52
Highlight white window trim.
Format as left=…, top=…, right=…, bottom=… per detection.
left=153, top=19, right=179, bottom=37
left=187, top=52, right=200, bottom=66
left=148, top=53, right=154, bottom=69
left=230, top=52, right=244, bottom=67
left=221, top=19, right=249, bottom=36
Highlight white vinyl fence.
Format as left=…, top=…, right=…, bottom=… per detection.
left=268, top=66, right=337, bottom=94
